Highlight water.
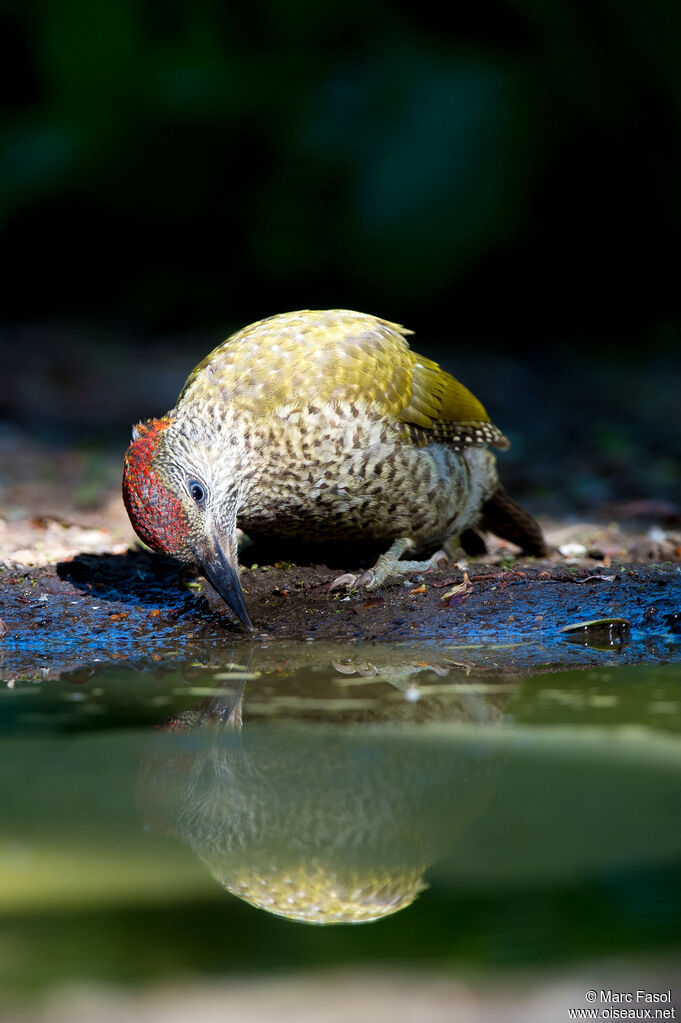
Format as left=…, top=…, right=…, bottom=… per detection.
left=1, top=647, right=681, bottom=996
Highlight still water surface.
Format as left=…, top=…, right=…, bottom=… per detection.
left=1, top=645, right=680, bottom=993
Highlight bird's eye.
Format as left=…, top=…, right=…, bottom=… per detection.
left=188, top=480, right=206, bottom=504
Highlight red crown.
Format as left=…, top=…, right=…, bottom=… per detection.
left=122, top=418, right=190, bottom=555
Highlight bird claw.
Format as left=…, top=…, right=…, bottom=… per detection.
left=329, top=573, right=359, bottom=592
left=329, top=543, right=448, bottom=594
left=329, top=570, right=376, bottom=592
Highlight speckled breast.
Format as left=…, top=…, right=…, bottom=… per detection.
left=235, top=403, right=485, bottom=548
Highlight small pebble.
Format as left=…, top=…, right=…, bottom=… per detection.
left=559, top=542, right=587, bottom=557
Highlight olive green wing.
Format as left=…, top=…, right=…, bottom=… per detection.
left=397, top=351, right=510, bottom=451
left=177, top=309, right=509, bottom=450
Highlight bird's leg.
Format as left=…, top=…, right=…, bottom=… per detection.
left=330, top=538, right=450, bottom=592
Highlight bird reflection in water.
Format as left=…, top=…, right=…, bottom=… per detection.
left=139, top=657, right=511, bottom=924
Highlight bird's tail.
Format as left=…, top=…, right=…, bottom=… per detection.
left=462, top=484, right=547, bottom=557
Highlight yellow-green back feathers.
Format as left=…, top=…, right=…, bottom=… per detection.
left=178, top=309, right=509, bottom=449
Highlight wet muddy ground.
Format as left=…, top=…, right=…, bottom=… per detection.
left=1, top=545, right=679, bottom=681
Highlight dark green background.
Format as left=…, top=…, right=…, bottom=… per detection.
left=2, top=0, right=680, bottom=348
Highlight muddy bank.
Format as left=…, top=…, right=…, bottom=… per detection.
left=1, top=547, right=679, bottom=681
left=1, top=329, right=679, bottom=681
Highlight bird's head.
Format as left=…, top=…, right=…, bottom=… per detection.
left=122, top=417, right=252, bottom=629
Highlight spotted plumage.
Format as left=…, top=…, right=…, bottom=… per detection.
left=123, top=310, right=545, bottom=627
left=180, top=309, right=509, bottom=447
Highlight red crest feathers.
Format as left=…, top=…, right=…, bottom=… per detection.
left=122, top=418, right=190, bottom=555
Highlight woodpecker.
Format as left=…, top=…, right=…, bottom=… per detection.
left=123, top=310, right=546, bottom=628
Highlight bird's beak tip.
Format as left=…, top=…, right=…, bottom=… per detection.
left=199, top=544, right=253, bottom=630
left=239, top=607, right=255, bottom=631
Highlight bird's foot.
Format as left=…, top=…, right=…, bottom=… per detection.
left=329, top=539, right=450, bottom=592
left=329, top=571, right=370, bottom=591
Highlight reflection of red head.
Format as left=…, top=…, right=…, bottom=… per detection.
left=137, top=716, right=197, bottom=839
left=122, top=417, right=190, bottom=555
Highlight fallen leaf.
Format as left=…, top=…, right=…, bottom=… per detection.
left=409, top=584, right=426, bottom=595
left=440, top=572, right=471, bottom=600
left=573, top=574, right=617, bottom=583
left=560, top=618, right=630, bottom=634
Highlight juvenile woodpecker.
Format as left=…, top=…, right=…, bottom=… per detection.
left=123, top=310, right=546, bottom=628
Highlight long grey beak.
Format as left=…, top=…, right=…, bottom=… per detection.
left=199, top=543, right=253, bottom=630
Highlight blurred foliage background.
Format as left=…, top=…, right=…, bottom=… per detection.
left=1, top=0, right=680, bottom=522
left=2, top=0, right=680, bottom=345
